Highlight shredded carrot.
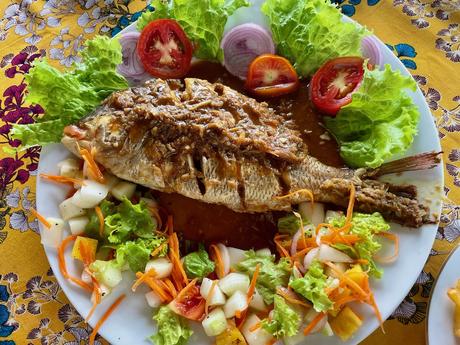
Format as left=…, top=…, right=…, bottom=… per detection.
left=276, top=288, right=311, bottom=308
left=274, top=238, right=291, bottom=262
left=324, top=262, right=369, bottom=299
left=177, top=278, right=198, bottom=301
left=275, top=189, right=314, bottom=203
left=94, top=206, right=104, bottom=238
left=292, top=246, right=314, bottom=259
left=135, top=272, right=170, bottom=302
left=40, top=173, right=86, bottom=186
left=132, top=269, right=156, bottom=292
left=345, top=184, right=356, bottom=225
left=58, top=235, right=92, bottom=292
left=30, top=207, right=51, bottom=229
left=249, top=321, right=262, bottom=332
left=86, top=274, right=102, bottom=322
left=303, top=312, right=326, bottom=336
left=151, top=242, right=168, bottom=258
left=205, top=280, right=218, bottom=316
left=164, top=278, right=178, bottom=298
left=80, top=147, right=105, bottom=184
left=89, top=294, right=126, bottom=345
left=247, top=264, right=261, bottom=303
left=354, top=259, right=370, bottom=265
left=210, top=244, right=225, bottom=278
left=315, top=223, right=335, bottom=236
left=374, top=232, right=399, bottom=263
left=369, top=291, right=385, bottom=333
left=168, top=233, right=188, bottom=288
left=235, top=310, right=242, bottom=318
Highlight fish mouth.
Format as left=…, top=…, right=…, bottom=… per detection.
left=62, top=124, right=91, bottom=157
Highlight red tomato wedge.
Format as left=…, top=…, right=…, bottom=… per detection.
left=245, top=54, right=300, bottom=97
left=137, top=19, right=193, bottom=79
left=168, top=285, right=205, bottom=321
left=309, top=57, right=366, bottom=116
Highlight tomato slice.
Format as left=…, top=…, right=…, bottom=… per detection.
left=168, top=285, right=205, bottom=321
left=137, top=19, right=193, bottom=79
left=245, top=54, right=300, bottom=97
left=309, top=57, right=366, bottom=116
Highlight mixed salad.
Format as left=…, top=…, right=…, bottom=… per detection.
left=16, top=0, right=421, bottom=344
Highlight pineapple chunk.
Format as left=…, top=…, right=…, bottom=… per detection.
left=216, top=325, right=247, bottom=345
left=345, top=265, right=367, bottom=286
left=72, top=236, right=98, bottom=262
left=329, top=306, right=362, bottom=341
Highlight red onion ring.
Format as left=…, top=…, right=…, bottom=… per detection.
left=291, top=229, right=302, bottom=257
left=117, top=32, right=151, bottom=83
left=361, top=35, right=383, bottom=67
left=221, top=23, right=275, bottom=79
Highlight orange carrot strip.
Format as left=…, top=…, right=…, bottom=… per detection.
left=303, top=312, right=326, bottom=336
left=40, top=173, right=85, bottom=186
left=58, top=235, right=92, bottom=292
left=132, top=269, right=156, bottom=292
left=30, top=207, right=51, bottom=229
left=80, top=147, right=105, bottom=184
left=89, top=294, right=126, bottom=345
left=135, top=273, right=170, bottom=302
left=292, top=247, right=315, bottom=259
left=249, top=321, right=261, bottom=332
left=164, top=279, right=178, bottom=298
left=324, top=262, right=369, bottom=299
left=374, top=232, right=399, bottom=263
left=205, top=280, right=218, bottom=316
left=94, top=206, right=104, bottom=238
left=276, top=288, right=311, bottom=308
left=169, top=249, right=188, bottom=288
left=177, top=278, right=198, bottom=301
left=210, top=244, right=225, bottom=278
left=274, top=239, right=291, bottom=261
left=345, top=184, right=356, bottom=225
left=151, top=242, right=168, bottom=258
left=369, top=292, right=385, bottom=332
left=247, top=264, right=261, bottom=304
left=86, top=274, right=102, bottom=322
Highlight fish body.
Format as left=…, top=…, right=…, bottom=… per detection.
left=62, top=78, right=438, bottom=227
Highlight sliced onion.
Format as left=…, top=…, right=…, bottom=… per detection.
left=221, top=23, right=275, bottom=79
left=217, top=243, right=230, bottom=276
left=317, top=244, right=353, bottom=263
left=303, top=248, right=319, bottom=270
left=361, top=35, right=383, bottom=67
left=290, top=229, right=302, bottom=257
left=117, top=32, right=151, bottom=83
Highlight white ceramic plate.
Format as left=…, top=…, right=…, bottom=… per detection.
left=36, top=2, right=443, bottom=344
left=427, top=246, right=460, bottom=345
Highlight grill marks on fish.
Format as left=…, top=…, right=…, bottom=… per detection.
left=62, top=78, right=439, bottom=228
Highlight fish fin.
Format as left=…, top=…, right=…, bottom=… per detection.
left=365, top=151, right=442, bottom=178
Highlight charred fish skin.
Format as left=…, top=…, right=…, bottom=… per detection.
left=62, top=78, right=437, bottom=227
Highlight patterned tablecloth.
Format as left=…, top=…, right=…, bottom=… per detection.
left=0, top=1, right=459, bottom=344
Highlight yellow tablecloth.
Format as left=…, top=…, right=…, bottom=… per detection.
left=0, top=1, right=458, bottom=344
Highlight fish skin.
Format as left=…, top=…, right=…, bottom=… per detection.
left=62, top=78, right=436, bottom=228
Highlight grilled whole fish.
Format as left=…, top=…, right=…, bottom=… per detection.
left=62, top=78, right=440, bottom=227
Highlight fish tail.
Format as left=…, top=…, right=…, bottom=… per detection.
left=365, top=151, right=442, bottom=178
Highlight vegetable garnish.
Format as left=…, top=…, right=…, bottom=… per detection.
left=309, top=57, right=366, bottom=116
left=117, top=32, right=150, bottom=83
left=221, top=23, right=275, bottom=79
left=210, top=244, right=225, bottom=278
left=205, top=280, right=218, bottom=315
left=361, top=35, right=383, bottom=67
left=137, top=19, right=193, bottom=79
left=245, top=54, right=300, bottom=97
left=29, top=207, right=51, bottom=229
left=40, top=173, right=85, bottom=186
left=89, top=294, right=126, bottom=345
left=132, top=268, right=157, bottom=292
left=303, top=312, right=326, bottom=336
left=374, top=232, right=399, bottom=264
left=94, top=206, right=104, bottom=238
left=80, top=147, right=105, bottom=184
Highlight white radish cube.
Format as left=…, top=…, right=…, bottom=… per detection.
left=111, top=181, right=136, bottom=201
left=249, top=288, right=266, bottom=312
left=200, top=278, right=226, bottom=306
left=68, top=216, right=89, bottom=235
left=40, top=217, right=64, bottom=248
left=227, top=247, right=246, bottom=268
left=219, top=273, right=250, bottom=296
left=58, top=158, right=80, bottom=178
left=202, top=308, right=228, bottom=337
left=255, top=248, right=271, bottom=257
left=299, top=202, right=325, bottom=226
left=145, top=291, right=162, bottom=308
left=241, top=314, right=274, bottom=345
left=71, top=180, right=109, bottom=208
left=81, top=269, right=92, bottom=284
left=59, top=198, right=86, bottom=220
left=317, top=244, right=353, bottom=263
left=224, top=290, right=248, bottom=318
left=145, top=258, right=173, bottom=279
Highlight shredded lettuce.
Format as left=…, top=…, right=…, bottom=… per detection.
left=261, top=295, right=300, bottom=338
left=289, top=260, right=333, bottom=312
left=330, top=212, right=390, bottom=278
left=237, top=251, right=291, bottom=304
left=325, top=64, right=419, bottom=168
left=277, top=214, right=302, bottom=235
left=137, top=0, right=249, bottom=61
left=150, top=306, right=193, bottom=345
left=89, top=259, right=123, bottom=288
left=12, top=36, right=128, bottom=148
left=116, top=237, right=168, bottom=273
left=85, top=200, right=116, bottom=240
left=183, top=244, right=215, bottom=280
left=261, top=0, right=367, bottom=76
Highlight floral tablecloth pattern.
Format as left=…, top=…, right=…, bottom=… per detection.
left=0, top=1, right=458, bottom=344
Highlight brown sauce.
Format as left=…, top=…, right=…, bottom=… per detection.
left=156, top=62, right=343, bottom=250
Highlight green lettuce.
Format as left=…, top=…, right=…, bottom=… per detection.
left=12, top=36, right=128, bottom=148
left=278, top=214, right=302, bottom=235
left=183, top=245, right=215, bottom=280
left=289, top=260, right=332, bottom=312
left=330, top=212, right=390, bottom=278
left=325, top=64, right=419, bottom=168
left=237, top=251, right=291, bottom=304
left=261, top=295, right=300, bottom=338
left=85, top=200, right=116, bottom=240
left=261, top=0, right=368, bottom=76
left=105, top=197, right=157, bottom=244
left=150, top=306, right=193, bottom=345
left=137, top=0, right=249, bottom=61
left=116, top=237, right=168, bottom=273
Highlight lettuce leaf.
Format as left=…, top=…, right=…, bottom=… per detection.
left=289, top=260, right=332, bottom=312
left=261, top=295, right=300, bottom=338
left=237, top=251, right=291, bottom=304
left=330, top=212, right=390, bottom=278
left=261, top=0, right=367, bottom=76
left=85, top=200, right=116, bottom=240
left=277, top=214, right=302, bottom=235
left=183, top=244, right=215, bottom=280
left=325, top=64, right=419, bottom=168
left=137, top=0, right=249, bottom=61
left=12, top=36, right=128, bottom=149
left=150, top=306, right=193, bottom=345
left=116, top=237, right=168, bottom=273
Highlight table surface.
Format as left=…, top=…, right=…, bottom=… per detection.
left=0, top=1, right=459, bottom=344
